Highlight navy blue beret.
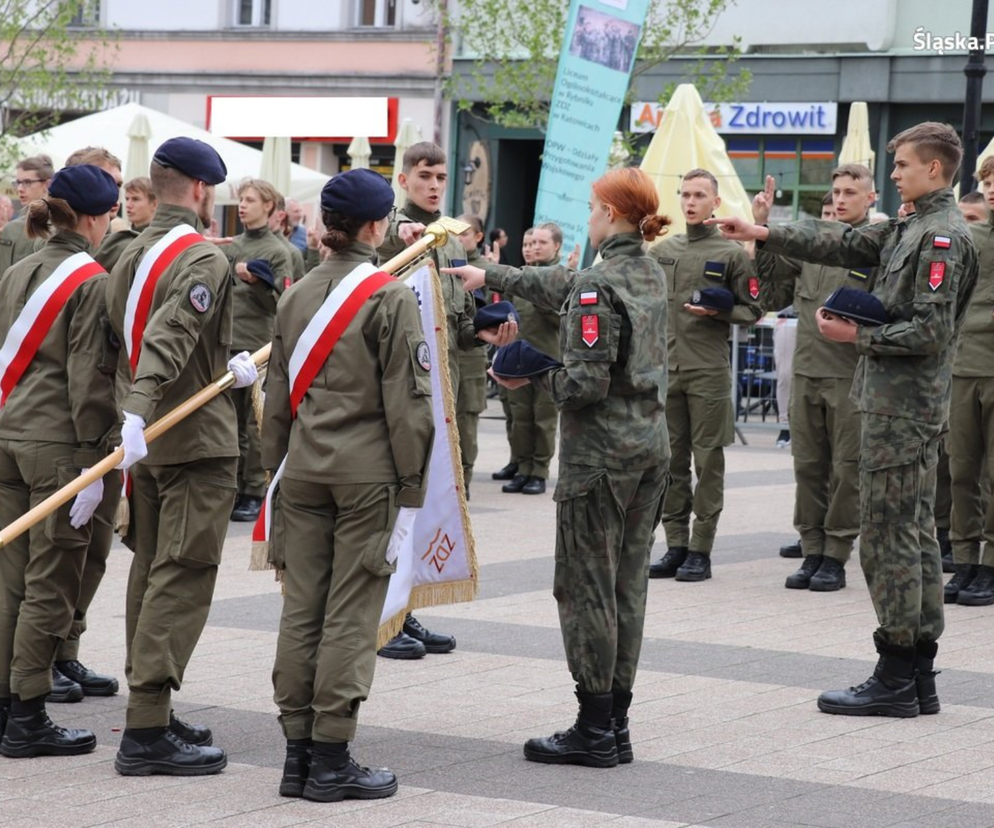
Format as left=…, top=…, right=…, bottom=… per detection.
left=321, top=169, right=394, bottom=220
left=246, top=258, right=276, bottom=288
left=152, top=137, right=227, bottom=185
left=492, top=340, right=563, bottom=378
left=474, top=300, right=521, bottom=332
left=48, top=165, right=119, bottom=216
left=823, top=287, right=888, bottom=326
left=690, top=287, right=735, bottom=313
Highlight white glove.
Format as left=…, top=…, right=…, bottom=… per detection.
left=116, top=411, right=148, bottom=470
left=69, top=470, right=104, bottom=529
left=227, top=351, right=259, bottom=389
left=385, top=507, right=418, bottom=564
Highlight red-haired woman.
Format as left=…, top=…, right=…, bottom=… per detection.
left=446, top=167, right=671, bottom=768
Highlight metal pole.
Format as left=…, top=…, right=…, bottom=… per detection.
left=960, top=0, right=989, bottom=191
left=433, top=0, right=449, bottom=146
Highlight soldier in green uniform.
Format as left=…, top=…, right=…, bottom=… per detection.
left=226, top=179, right=295, bottom=523
left=448, top=166, right=671, bottom=768
left=648, top=169, right=763, bottom=583
left=94, top=176, right=156, bottom=273
left=0, top=155, right=53, bottom=274
left=946, top=156, right=994, bottom=605
left=263, top=169, right=434, bottom=802
left=107, top=137, right=258, bottom=774
left=500, top=222, right=564, bottom=496
left=713, top=122, right=978, bottom=717
left=453, top=214, right=489, bottom=495
left=375, top=141, right=483, bottom=659
left=0, top=165, right=119, bottom=757
left=754, top=164, right=878, bottom=593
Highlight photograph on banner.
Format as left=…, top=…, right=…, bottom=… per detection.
left=569, top=6, right=640, bottom=73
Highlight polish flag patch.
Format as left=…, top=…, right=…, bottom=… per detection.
left=933, top=235, right=951, bottom=249
left=579, top=291, right=598, bottom=305
left=581, top=314, right=599, bottom=347
left=929, top=261, right=945, bottom=291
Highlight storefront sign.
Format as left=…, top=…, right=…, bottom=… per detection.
left=631, top=101, right=838, bottom=135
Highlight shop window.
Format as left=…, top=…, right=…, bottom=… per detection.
left=235, top=0, right=272, bottom=27
left=727, top=138, right=761, bottom=191
left=800, top=138, right=837, bottom=186
left=358, top=0, right=397, bottom=27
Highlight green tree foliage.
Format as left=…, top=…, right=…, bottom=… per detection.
left=0, top=0, right=116, bottom=170
left=441, top=0, right=751, bottom=135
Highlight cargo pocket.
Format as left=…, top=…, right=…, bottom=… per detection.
left=166, top=473, right=236, bottom=568
left=554, top=466, right=609, bottom=561
left=268, top=485, right=287, bottom=571
left=45, top=462, right=90, bottom=546
left=860, top=440, right=921, bottom=524
left=360, top=487, right=399, bottom=577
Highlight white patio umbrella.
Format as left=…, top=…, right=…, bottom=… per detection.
left=838, top=102, right=875, bottom=173
left=259, top=135, right=292, bottom=196
left=124, top=111, right=152, bottom=181
left=391, top=119, right=423, bottom=206
left=347, top=136, right=372, bottom=170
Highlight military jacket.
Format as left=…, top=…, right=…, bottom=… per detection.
left=457, top=248, right=489, bottom=371
left=650, top=222, right=762, bottom=371
left=224, top=226, right=295, bottom=352
left=0, top=215, right=44, bottom=275
left=95, top=225, right=144, bottom=273
left=378, top=200, right=479, bottom=357
left=0, top=231, right=117, bottom=463
left=485, top=232, right=668, bottom=470
left=107, top=203, right=237, bottom=464
left=279, top=232, right=307, bottom=283
left=262, top=241, right=434, bottom=507
left=504, top=255, right=563, bottom=359
left=757, top=217, right=877, bottom=379
left=762, top=188, right=978, bottom=424
left=954, top=214, right=994, bottom=377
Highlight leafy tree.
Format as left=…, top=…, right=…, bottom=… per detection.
left=439, top=0, right=751, bottom=137
left=0, top=0, right=116, bottom=170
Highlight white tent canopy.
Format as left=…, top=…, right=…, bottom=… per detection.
left=13, top=102, right=329, bottom=206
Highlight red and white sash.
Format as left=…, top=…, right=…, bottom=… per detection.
left=0, top=251, right=106, bottom=408
left=123, top=224, right=203, bottom=374
left=253, top=262, right=394, bottom=546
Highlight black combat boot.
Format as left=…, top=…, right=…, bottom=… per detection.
left=957, top=564, right=994, bottom=606
left=809, top=557, right=846, bottom=592
left=377, top=631, right=426, bottom=660
left=523, top=690, right=619, bottom=768
left=56, top=659, right=119, bottom=697
left=0, top=697, right=9, bottom=739
left=403, top=614, right=456, bottom=653
left=944, top=564, right=978, bottom=604
left=169, top=710, right=212, bottom=746
left=648, top=547, right=688, bottom=578
left=785, top=555, right=822, bottom=589
left=779, top=539, right=803, bottom=558
left=914, top=639, right=940, bottom=715
left=675, top=551, right=711, bottom=582
left=937, top=528, right=954, bottom=573
left=46, top=665, right=83, bottom=703
left=817, top=638, right=919, bottom=718
left=501, top=474, right=527, bottom=493
left=492, top=462, right=518, bottom=481
left=115, top=726, right=227, bottom=776
left=302, top=741, right=398, bottom=802
left=279, top=738, right=312, bottom=797
left=0, top=694, right=96, bottom=757
left=231, top=495, right=263, bottom=522
left=612, top=690, right=633, bottom=764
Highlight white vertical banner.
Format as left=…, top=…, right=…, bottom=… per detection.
left=378, top=262, right=477, bottom=641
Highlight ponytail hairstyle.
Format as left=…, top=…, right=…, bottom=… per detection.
left=321, top=209, right=368, bottom=253
left=26, top=197, right=78, bottom=239
left=591, top=167, right=671, bottom=242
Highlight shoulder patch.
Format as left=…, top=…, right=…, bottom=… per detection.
left=189, top=283, right=212, bottom=313
left=748, top=276, right=760, bottom=300
left=579, top=291, right=598, bottom=306
left=933, top=235, right=951, bottom=249
left=929, top=262, right=945, bottom=291
left=416, top=341, right=431, bottom=371
left=581, top=314, right=599, bottom=347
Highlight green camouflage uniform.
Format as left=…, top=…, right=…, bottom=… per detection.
left=949, top=214, right=994, bottom=565
left=225, top=226, right=295, bottom=500
left=484, top=232, right=669, bottom=695
left=756, top=217, right=876, bottom=564
left=762, top=188, right=978, bottom=649
left=650, top=223, right=762, bottom=555
left=503, top=255, right=563, bottom=480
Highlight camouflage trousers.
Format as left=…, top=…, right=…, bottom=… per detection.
left=858, top=413, right=944, bottom=649
left=934, top=438, right=951, bottom=531
left=553, top=462, right=669, bottom=694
